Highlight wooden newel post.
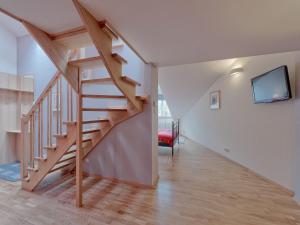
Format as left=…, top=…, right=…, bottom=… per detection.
left=76, top=68, right=83, bottom=207
left=20, top=116, right=25, bottom=180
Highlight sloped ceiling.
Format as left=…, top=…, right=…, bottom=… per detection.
left=159, top=59, right=236, bottom=119
left=1, top=0, right=300, bottom=66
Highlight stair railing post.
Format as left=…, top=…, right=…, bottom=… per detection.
left=20, top=116, right=26, bottom=179
left=76, top=67, right=83, bottom=207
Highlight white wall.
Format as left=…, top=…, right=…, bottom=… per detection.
left=17, top=35, right=56, bottom=98
left=182, top=52, right=296, bottom=190
left=293, top=52, right=300, bottom=203
left=159, top=60, right=234, bottom=119
left=0, top=23, right=17, bottom=74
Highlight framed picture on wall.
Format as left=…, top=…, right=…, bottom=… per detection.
left=209, top=91, right=220, bottom=110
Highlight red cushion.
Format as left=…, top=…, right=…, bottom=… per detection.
left=158, top=129, right=173, bottom=146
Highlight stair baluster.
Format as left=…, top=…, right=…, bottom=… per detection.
left=20, top=50, right=79, bottom=186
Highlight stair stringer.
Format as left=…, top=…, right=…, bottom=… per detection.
left=72, top=0, right=143, bottom=112
left=61, top=101, right=143, bottom=176
left=22, top=124, right=77, bottom=191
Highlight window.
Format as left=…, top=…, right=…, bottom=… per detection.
left=158, top=94, right=172, bottom=118
left=158, top=87, right=172, bottom=129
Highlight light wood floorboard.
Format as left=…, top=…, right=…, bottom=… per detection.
left=0, top=137, right=300, bottom=224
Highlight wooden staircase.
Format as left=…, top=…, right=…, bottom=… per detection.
left=19, top=0, right=147, bottom=207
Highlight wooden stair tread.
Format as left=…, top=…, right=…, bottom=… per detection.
left=53, top=133, right=67, bottom=138
left=23, top=176, right=30, bottom=182
left=49, top=162, right=74, bottom=173
left=63, top=121, right=77, bottom=125
left=56, top=156, right=76, bottom=165
left=121, top=76, right=141, bottom=86
left=69, top=54, right=127, bottom=69
left=112, top=53, right=127, bottom=64
left=82, top=94, right=126, bottom=99
left=81, top=77, right=113, bottom=84
left=82, top=119, right=110, bottom=124
left=64, top=149, right=77, bottom=156
left=81, top=107, right=127, bottom=112
left=70, top=138, right=92, bottom=147
left=34, top=157, right=47, bottom=162
left=136, top=96, right=148, bottom=102
left=27, top=166, right=38, bottom=172
left=44, top=145, right=57, bottom=150
left=82, top=94, right=147, bottom=102
left=82, top=76, right=141, bottom=86
left=83, top=128, right=101, bottom=134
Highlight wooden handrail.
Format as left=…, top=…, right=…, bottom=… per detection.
left=23, top=50, right=78, bottom=122
left=20, top=49, right=78, bottom=181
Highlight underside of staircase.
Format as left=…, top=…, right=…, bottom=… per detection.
left=16, top=0, right=147, bottom=207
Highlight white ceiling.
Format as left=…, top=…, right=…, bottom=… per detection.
left=1, top=0, right=300, bottom=118
left=159, top=59, right=236, bottom=118
left=0, top=12, right=27, bottom=37
left=0, top=0, right=300, bottom=66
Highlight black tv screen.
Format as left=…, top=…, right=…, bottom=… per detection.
left=251, top=66, right=292, bottom=103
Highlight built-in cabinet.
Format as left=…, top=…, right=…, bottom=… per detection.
left=0, top=72, right=34, bottom=163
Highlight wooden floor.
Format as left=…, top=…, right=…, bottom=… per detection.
left=1, top=138, right=300, bottom=225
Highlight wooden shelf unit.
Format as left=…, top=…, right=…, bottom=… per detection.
left=0, top=72, right=34, bottom=162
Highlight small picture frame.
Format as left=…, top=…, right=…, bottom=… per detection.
left=209, top=91, right=220, bottom=110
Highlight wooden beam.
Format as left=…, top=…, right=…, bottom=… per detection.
left=0, top=7, right=23, bottom=22
left=72, top=0, right=142, bottom=111
left=50, top=21, right=117, bottom=40
left=22, top=21, right=79, bottom=92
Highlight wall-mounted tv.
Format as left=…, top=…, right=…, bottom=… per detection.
left=251, top=65, right=292, bottom=104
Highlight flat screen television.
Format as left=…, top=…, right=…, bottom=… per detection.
left=251, top=65, right=292, bottom=103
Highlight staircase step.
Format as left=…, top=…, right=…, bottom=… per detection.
left=83, top=138, right=93, bottom=143
left=56, top=156, right=76, bottom=165
left=63, top=121, right=77, bottom=126
left=34, top=157, right=47, bottom=162
left=51, top=20, right=118, bottom=48
left=82, top=76, right=141, bottom=86
left=82, top=78, right=113, bottom=85
left=69, top=138, right=92, bottom=149
left=83, top=128, right=101, bottom=134
left=82, top=119, right=110, bottom=124
left=81, top=107, right=127, bottom=112
left=64, top=149, right=77, bottom=156
left=27, top=166, right=38, bottom=172
left=23, top=176, right=30, bottom=182
left=136, top=96, right=148, bottom=102
left=44, top=145, right=57, bottom=151
left=112, top=53, right=128, bottom=64
left=53, top=133, right=68, bottom=139
left=69, top=54, right=127, bottom=69
left=121, top=76, right=141, bottom=86
left=82, top=94, right=126, bottom=99
left=49, top=162, right=74, bottom=173
left=82, top=94, right=146, bottom=102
